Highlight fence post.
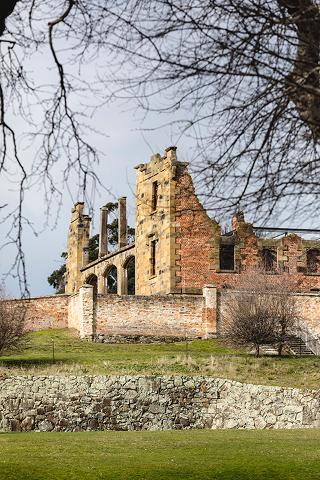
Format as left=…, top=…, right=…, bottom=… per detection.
left=79, top=284, right=94, bottom=339
left=203, top=284, right=218, bottom=339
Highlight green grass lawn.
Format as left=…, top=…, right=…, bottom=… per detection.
left=0, top=429, right=319, bottom=480
left=0, top=329, right=320, bottom=389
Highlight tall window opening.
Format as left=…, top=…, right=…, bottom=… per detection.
left=124, top=256, right=135, bottom=295
left=105, top=265, right=118, bottom=294
left=260, top=248, right=277, bottom=272
left=151, top=181, right=158, bottom=211
left=150, top=239, right=157, bottom=276
left=219, top=244, right=234, bottom=271
left=85, top=274, right=98, bottom=299
left=307, top=249, right=320, bottom=273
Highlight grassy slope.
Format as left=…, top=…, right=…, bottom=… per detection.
left=1, top=430, right=320, bottom=480
left=0, top=329, right=320, bottom=389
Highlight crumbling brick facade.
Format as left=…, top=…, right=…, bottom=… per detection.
left=65, top=146, right=320, bottom=297
left=4, top=147, right=320, bottom=343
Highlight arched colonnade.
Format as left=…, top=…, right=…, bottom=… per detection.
left=82, top=246, right=135, bottom=296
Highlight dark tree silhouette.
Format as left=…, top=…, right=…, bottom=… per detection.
left=1, top=1, right=320, bottom=293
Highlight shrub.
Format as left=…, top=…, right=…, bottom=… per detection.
left=0, top=289, right=27, bottom=355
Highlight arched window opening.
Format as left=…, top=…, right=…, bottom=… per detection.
left=85, top=274, right=98, bottom=299
left=124, top=256, right=135, bottom=295
left=105, top=265, right=118, bottom=294
left=307, top=249, right=320, bottom=273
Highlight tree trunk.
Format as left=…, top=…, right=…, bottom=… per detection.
left=277, top=0, right=320, bottom=139
left=0, top=1, right=20, bottom=36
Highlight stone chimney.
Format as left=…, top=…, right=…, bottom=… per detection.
left=65, top=202, right=91, bottom=294
left=164, top=146, right=177, bottom=163
left=231, top=210, right=245, bottom=232
left=99, top=206, right=108, bottom=257
left=118, top=197, right=127, bottom=249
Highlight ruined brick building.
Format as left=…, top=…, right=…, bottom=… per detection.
left=65, top=146, right=320, bottom=298
left=16, top=146, right=320, bottom=344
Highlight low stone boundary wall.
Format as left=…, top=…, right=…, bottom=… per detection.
left=95, top=294, right=205, bottom=338
left=1, top=376, right=319, bottom=432
left=67, top=285, right=216, bottom=339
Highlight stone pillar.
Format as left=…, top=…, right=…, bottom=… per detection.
left=65, top=202, right=91, bottom=294
left=79, top=284, right=94, bottom=339
left=203, top=284, right=218, bottom=338
left=97, top=276, right=105, bottom=295
left=117, top=266, right=126, bottom=295
left=118, top=197, right=127, bottom=249
left=165, top=145, right=177, bottom=163
left=231, top=210, right=245, bottom=232
left=82, top=246, right=90, bottom=267
left=99, top=206, right=108, bottom=257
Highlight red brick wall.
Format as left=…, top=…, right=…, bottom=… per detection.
left=7, top=295, right=69, bottom=331
left=217, top=289, right=320, bottom=336
left=294, top=293, right=320, bottom=335
left=174, top=165, right=320, bottom=293
left=96, top=294, right=205, bottom=337
left=175, top=165, right=219, bottom=292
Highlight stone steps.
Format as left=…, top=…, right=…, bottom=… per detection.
left=259, top=335, right=315, bottom=356
left=285, top=335, right=315, bottom=355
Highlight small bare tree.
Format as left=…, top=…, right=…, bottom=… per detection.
left=0, top=289, right=27, bottom=355
left=223, top=269, right=298, bottom=356
left=272, top=290, right=298, bottom=356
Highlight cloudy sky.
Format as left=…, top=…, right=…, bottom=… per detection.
left=0, top=48, right=194, bottom=297
left=1, top=4, right=316, bottom=298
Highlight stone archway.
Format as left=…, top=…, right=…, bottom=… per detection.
left=85, top=274, right=98, bottom=299
left=123, top=256, right=135, bottom=295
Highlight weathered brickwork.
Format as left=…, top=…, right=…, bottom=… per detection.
left=9, top=145, right=318, bottom=341
left=294, top=293, right=320, bottom=335
left=7, top=295, right=69, bottom=331
left=95, top=294, right=205, bottom=338
left=174, top=164, right=220, bottom=293
left=1, top=375, right=320, bottom=432
left=64, top=146, right=320, bottom=302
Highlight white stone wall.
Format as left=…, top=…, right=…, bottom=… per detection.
left=1, top=376, right=319, bottom=432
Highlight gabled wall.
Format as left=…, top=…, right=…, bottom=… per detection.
left=135, top=147, right=178, bottom=294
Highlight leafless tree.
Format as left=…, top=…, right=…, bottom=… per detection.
left=1, top=1, right=320, bottom=293
left=0, top=288, right=26, bottom=355
left=223, top=269, right=298, bottom=356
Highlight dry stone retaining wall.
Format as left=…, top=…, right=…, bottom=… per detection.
left=0, top=375, right=319, bottom=432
